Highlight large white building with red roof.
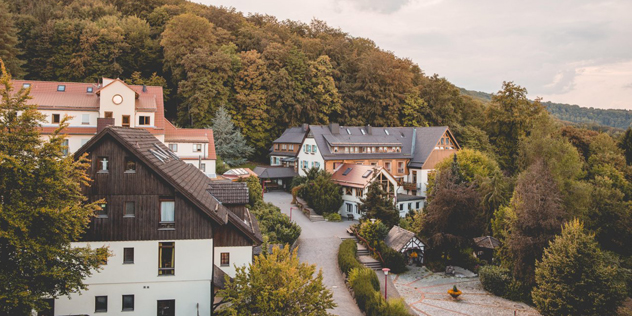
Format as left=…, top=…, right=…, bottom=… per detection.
left=13, top=78, right=217, bottom=177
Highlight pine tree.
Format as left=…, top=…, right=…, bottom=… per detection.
left=211, top=107, right=253, bottom=166
left=0, top=60, right=104, bottom=315
left=359, top=180, right=400, bottom=228
left=532, top=219, right=626, bottom=316
left=0, top=0, right=23, bottom=77
left=216, top=245, right=335, bottom=315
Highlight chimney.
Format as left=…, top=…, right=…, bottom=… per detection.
left=366, top=125, right=372, bottom=135
left=142, top=84, right=147, bottom=92
left=329, top=122, right=340, bottom=134
left=302, top=123, right=309, bottom=132
left=97, top=117, right=115, bottom=133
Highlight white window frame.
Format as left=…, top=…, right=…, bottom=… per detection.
left=193, top=144, right=202, bottom=152
left=82, top=114, right=90, bottom=125
left=169, top=144, right=178, bottom=152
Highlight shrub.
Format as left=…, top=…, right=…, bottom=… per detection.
left=377, top=241, right=408, bottom=274
left=348, top=267, right=380, bottom=290
left=351, top=275, right=382, bottom=313
left=300, top=169, right=343, bottom=215
left=251, top=201, right=301, bottom=245
left=338, top=239, right=363, bottom=275
left=381, top=298, right=410, bottom=316
left=479, top=265, right=511, bottom=296
left=324, top=212, right=342, bottom=222
left=358, top=220, right=389, bottom=248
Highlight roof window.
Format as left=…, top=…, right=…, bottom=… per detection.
left=342, top=168, right=352, bottom=176
left=346, top=128, right=351, bottom=135
left=22, top=83, right=30, bottom=89
left=57, top=85, right=66, bottom=92
left=361, top=129, right=366, bottom=135
left=87, top=87, right=93, bottom=93
left=362, top=170, right=373, bottom=178
left=384, top=129, right=390, bottom=135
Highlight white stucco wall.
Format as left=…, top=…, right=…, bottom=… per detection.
left=183, top=159, right=216, bottom=177
left=40, top=109, right=98, bottom=127
left=296, top=137, right=325, bottom=176
left=98, top=81, right=140, bottom=127
left=214, top=246, right=253, bottom=278
left=54, top=239, right=213, bottom=315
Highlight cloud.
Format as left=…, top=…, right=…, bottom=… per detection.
left=336, top=0, right=412, bottom=14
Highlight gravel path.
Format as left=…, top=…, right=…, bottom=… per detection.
left=264, top=191, right=363, bottom=316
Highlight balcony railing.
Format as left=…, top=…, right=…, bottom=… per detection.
left=400, top=181, right=417, bottom=191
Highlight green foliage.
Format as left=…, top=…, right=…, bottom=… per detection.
left=358, top=220, right=389, bottom=248
left=0, top=0, right=23, bottom=77
left=532, top=220, right=627, bottom=316
left=338, top=239, right=363, bottom=275
left=240, top=176, right=263, bottom=207
left=0, top=62, right=104, bottom=314
left=359, top=181, right=400, bottom=228
left=376, top=241, right=408, bottom=274
left=324, top=212, right=342, bottom=222
left=621, top=128, right=632, bottom=165
left=300, top=169, right=342, bottom=215
left=479, top=265, right=512, bottom=296
left=217, top=245, right=335, bottom=316
left=211, top=107, right=254, bottom=166
left=215, top=156, right=229, bottom=175
left=250, top=201, right=301, bottom=245
left=348, top=267, right=380, bottom=291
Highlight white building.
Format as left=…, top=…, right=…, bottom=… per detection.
left=48, top=127, right=261, bottom=316
left=13, top=78, right=217, bottom=177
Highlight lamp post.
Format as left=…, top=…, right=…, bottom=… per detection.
left=290, top=207, right=297, bottom=221
left=382, top=268, right=390, bottom=300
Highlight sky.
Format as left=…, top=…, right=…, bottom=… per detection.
left=197, top=0, right=632, bottom=110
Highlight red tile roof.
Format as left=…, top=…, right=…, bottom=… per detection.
left=164, top=120, right=216, bottom=159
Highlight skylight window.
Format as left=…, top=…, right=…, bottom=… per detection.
left=362, top=170, right=373, bottom=178
left=342, top=168, right=352, bottom=176
left=22, top=83, right=30, bottom=89
left=361, top=129, right=366, bottom=135
left=87, top=87, right=93, bottom=93
left=384, top=129, right=390, bottom=135
left=346, top=128, right=351, bottom=135
left=57, top=85, right=66, bottom=92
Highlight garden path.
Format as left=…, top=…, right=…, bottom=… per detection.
left=264, top=191, right=363, bottom=316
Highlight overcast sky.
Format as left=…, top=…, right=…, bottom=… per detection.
left=197, top=0, right=632, bottom=110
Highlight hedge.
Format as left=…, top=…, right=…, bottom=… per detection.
left=479, top=265, right=531, bottom=303
left=377, top=241, right=408, bottom=274
left=337, top=239, right=411, bottom=315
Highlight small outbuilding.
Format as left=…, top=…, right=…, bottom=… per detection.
left=384, top=226, right=425, bottom=265
left=473, top=236, right=500, bottom=263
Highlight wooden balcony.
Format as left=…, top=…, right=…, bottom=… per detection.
left=400, top=181, right=417, bottom=191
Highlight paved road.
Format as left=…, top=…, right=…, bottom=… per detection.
left=264, top=191, right=363, bottom=316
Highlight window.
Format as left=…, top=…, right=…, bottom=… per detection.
left=57, top=85, right=65, bottom=92
left=345, top=187, right=352, bottom=195
left=122, top=295, right=134, bottom=311
left=95, top=296, right=107, bottom=313
left=346, top=203, right=353, bottom=213
left=408, top=203, right=412, bottom=210
left=22, top=83, right=31, bottom=89
left=104, top=112, right=113, bottom=118
left=193, top=144, right=202, bottom=152
left=416, top=202, right=420, bottom=209
left=82, top=114, right=90, bottom=125
left=312, top=145, right=317, bottom=153
left=399, top=203, right=404, bottom=211
left=124, top=158, right=136, bottom=173
left=157, top=300, right=175, bottom=316
left=289, top=144, right=294, bottom=150
left=124, top=202, right=135, bottom=217
left=61, top=139, right=69, bottom=156
left=200, top=163, right=206, bottom=172
left=220, top=252, right=230, bottom=266
left=333, top=146, right=338, bottom=153
left=281, top=144, right=287, bottom=150
left=168, top=144, right=177, bottom=152
left=160, top=200, right=175, bottom=229
left=87, top=87, right=93, bottom=93
left=344, top=147, right=349, bottom=153
left=97, top=202, right=108, bottom=218
left=355, top=189, right=363, bottom=197
left=138, top=116, right=150, bottom=125
left=274, top=144, right=279, bottom=151
left=304, top=144, right=309, bottom=153
left=98, top=157, right=109, bottom=172
left=122, top=115, right=130, bottom=127
left=385, top=162, right=391, bottom=171
left=159, top=242, right=175, bottom=275
left=397, top=162, right=404, bottom=174
left=123, top=248, right=134, bottom=264
left=52, top=114, right=61, bottom=124
left=314, top=162, right=320, bottom=168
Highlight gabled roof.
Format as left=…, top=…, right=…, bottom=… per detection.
left=330, top=163, right=389, bottom=189
left=75, top=127, right=261, bottom=244
left=164, top=120, right=216, bottom=159
left=272, top=126, right=308, bottom=144
left=208, top=182, right=249, bottom=204
left=384, top=226, right=421, bottom=252
left=409, top=126, right=458, bottom=168
left=95, top=78, right=139, bottom=98
left=473, top=236, right=500, bottom=249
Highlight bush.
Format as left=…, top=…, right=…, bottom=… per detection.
left=381, top=298, right=410, bottom=316
left=338, top=239, right=363, bottom=275
left=324, top=212, right=342, bottom=222
left=377, top=241, right=408, bottom=274
left=479, top=265, right=531, bottom=303
left=251, top=201, right=301, bottom=245
left=358, top=220, right=389, bottom=248
left=299, top=169, right=343, bottom=215
left=348, top=267, right=380, bottom=290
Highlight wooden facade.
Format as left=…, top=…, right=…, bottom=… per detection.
left=81, top=133, right=253, bottom=246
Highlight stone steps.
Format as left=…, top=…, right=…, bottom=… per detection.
left=310, top=215, right=325, bottom=222
left=358, top=255, right=382, bottom=270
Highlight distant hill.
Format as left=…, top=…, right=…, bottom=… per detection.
left=459, top=88, right=632, bottom=130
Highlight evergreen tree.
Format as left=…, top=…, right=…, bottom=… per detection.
left=303, top=170, right=343, bottom=216
left=532, top=220, right=626, bottom=316
left=621, top=127, right=632, bottom=165
left=210, top=107, right=253, bottom=166
left=359, top=180, right=400, bottom=228
left=0, top=61, right=104, bottom=315
left=0, top=0, right=23, bottom=77
left=216, top=245, right=335, bottom=315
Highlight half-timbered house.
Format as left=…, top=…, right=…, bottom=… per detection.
left=384, top=226, right=426, bottom=265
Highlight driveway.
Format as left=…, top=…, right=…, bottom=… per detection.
left=264, top=191, right=362, bottom=316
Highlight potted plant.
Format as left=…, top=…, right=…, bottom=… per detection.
left=448, top=285, right=462, bottom=299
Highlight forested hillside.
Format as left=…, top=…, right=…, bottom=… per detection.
left=1, top=0, right=487, bottom=157
left=460, top=88, right=632, bottom=130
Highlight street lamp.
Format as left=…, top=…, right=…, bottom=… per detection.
left=382, top=268, right=390, bottom=300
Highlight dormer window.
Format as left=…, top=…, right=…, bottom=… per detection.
left=87, top=87, right=93, bottom=93
left=193, top=144, right=202, bottom=152
left=57, top=85, right=65, bottom=92
left=138, top=116, right=150, bottom=126
left=22, top=83, right=30, bottom=89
